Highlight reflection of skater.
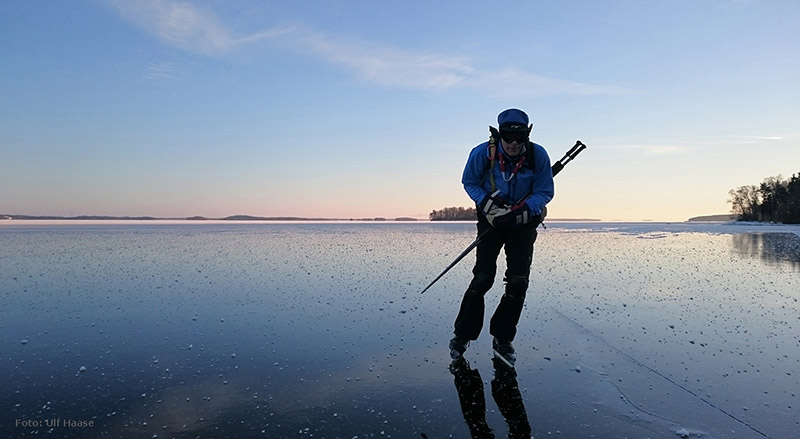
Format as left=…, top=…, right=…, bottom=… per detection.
left=451, top=358, right=493, bottom=438
left=450, top=357, right=532, bottom=439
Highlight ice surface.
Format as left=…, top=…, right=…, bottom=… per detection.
left=1, top=221, right=798, bottom=438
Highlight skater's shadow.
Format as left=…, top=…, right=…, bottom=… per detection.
left=450, top=357, right=532, bottom=439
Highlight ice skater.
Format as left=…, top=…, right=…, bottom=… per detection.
left=450, top=108, right=554, bottom=367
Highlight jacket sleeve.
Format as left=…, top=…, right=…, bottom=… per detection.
left=525, top=144, right=554, bottom=215
left=461, top=142, right=490, bottom=205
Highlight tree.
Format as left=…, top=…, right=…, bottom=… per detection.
left=728, top=185, right=760, bottom=221
left=729, top=173, right=800, bottom=224
left=758, top=176, right=788, bottom=222
left=786, top=173, right=800, bottom=223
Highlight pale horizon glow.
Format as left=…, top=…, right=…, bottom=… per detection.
left=1, top=1, right=799, bottom=222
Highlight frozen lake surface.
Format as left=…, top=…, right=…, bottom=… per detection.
left=2, top=221, right=799, bottom=438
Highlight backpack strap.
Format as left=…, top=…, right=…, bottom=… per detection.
left=525, top=139, right=535, bottom=171
left=480, top=127, right=500, bottom=191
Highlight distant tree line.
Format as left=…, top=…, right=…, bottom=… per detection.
left=429, top=206, right=477, bottom=221
left=728, top=173, right=800, bottom=223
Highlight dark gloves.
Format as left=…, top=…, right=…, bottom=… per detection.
left=478, top=190, right=508, bottom=214
left=479, top=190, right=514, bottom=227
left=480, top=191, right=545, bottom=229
left=492, top=203, right=541, bottom=228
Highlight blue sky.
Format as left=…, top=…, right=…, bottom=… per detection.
left=2, top=0, right=798, bottom=221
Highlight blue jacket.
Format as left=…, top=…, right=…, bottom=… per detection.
left=462, top=141, right=554, bottom=215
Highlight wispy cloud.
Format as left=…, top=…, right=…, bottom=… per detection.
left=145, top=61, right=184, bottom=81
left=726, top=135, right=785, bottom=144
left=104, top=0, right=630, bottom=96
left=291, top=32, right=631, bottom=96
left=293, top=30, right=475, bottom=89
left=610, top=144, right=693, bottom=156
left=466, top=67, right=632, bottom=97
left=104, top=0, right=289, bottom=55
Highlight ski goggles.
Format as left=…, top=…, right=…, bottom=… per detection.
left=499, top=130, right=528, bottom=144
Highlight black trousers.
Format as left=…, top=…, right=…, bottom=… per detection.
left=454, top=218, right=537, bottom=343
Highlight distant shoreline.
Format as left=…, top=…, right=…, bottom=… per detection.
left=1, top=214, right=740, bottom=223
left=0, top=214, right=419, bottom=222
left=687, top=214, right=735, bottom=222
left=1, top=214, right=604, bottom=222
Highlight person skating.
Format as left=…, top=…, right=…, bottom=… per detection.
left=450, top=108, right=554, bottom=367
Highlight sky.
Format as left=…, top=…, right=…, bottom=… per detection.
left=1, top=0, right=798, bottom=222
